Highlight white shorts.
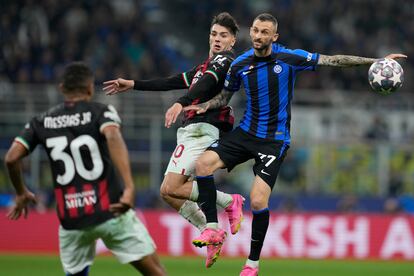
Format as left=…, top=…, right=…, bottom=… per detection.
left=59, top=210, right=156, bottom=274
left=165, top=122, right=219, bottom=176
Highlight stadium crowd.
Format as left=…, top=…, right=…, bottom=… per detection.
left=1, top=0, right=413, bottom=92
left=0, top=0, right=177, bottom=84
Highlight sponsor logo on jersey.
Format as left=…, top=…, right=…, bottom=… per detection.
left=242, top=65, right=256, bottom=76
left=212, top=55, right=227, bottom=66
left=65, top=190, right=97, bottom=209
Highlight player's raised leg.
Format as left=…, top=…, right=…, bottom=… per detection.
left=192, top=150, right=227, bottom=246
left=160, top=173, right=207, bottom=232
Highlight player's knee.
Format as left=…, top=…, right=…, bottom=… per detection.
left=159, top=184, right=169, bottom=200
left=250, top=197, right=267, bottom=211
left=160, top=182, right=180, bottom=199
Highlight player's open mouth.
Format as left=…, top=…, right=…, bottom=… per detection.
left=214, top=45, right=221, bottom=50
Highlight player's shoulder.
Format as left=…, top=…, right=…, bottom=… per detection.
left=232, top=48, right=255, bottom=66
left=210, top=50, right=235, bottom=66
left=272, top=43, right=288, bottom=53
left=87, top=101, right=110, bottom=112
left=34, top=103, right=65, bottom=122
left=275, top=43, right=314, bottom=56
left=212, top=50, right=235, bottom=60
left=78, top=101, right=117, bottom=116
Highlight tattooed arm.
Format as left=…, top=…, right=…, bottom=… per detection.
left=318, top=53, right=407, bottom=67
left=183, top=90, right=234, bottom=114
left=318, top=55, right=377, bottom=67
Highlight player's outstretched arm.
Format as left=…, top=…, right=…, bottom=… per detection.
left=5, top=142, right=37, bottom=220
left=102, top=126, right=135, bottom=216
left=318, top=53, right=407, bottom=67
left=183, top=90, right=234, bottom=115
left=103, top=78, right=135, bottom=95
left=104, top=73, right=190, bottom=95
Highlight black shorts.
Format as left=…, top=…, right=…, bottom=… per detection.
left=207, top=127, right=289, bottom=189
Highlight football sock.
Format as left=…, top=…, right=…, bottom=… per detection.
left=216, top=190, right=233, bottom=208
left=248, top=208, right=270, bottom=261
left=246, top=259, right=259, bottom=268
left=189, top=180, right=199, bottom=201
left=190, top=181, right=233, bottom=208
left=196, top=175, right=218, bottom=224
left=67, top=266, right=89, bottom=276
left=206, top=222, right=219, bottom=229
left=178, top=200, right=207, bottom=232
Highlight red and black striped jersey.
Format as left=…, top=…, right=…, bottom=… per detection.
left=15, top=101, right=123, bottom=230
left=133, top=51, right=235, bottom=132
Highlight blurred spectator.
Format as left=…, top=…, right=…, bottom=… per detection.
left=278, top=197, right=301, bottom=213
left=364, top=115, right=390, bottom=141
left=388, top=171, right=403, bottom=197
left=383, top=197, right=401, bottom=214
left=337, top=194, right=361, bottom=213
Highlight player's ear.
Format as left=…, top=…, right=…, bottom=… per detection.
left=273, top=33, right=279, bottom=42
left=87, top=82, right=94, bottom=96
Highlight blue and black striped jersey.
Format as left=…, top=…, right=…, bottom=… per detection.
left=224, top=43, right=319, bottom=143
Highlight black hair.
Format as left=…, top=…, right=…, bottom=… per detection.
left=254, top=13, right=278, bottom=29
left=61, top=62, right=94, bottom=93
left=211, top=12, right=239, bottom=36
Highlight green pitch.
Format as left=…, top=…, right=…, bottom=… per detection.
left=0, top=254, right=413, bottom=276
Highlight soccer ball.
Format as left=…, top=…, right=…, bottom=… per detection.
left=368, top=58, right=404, bottom=95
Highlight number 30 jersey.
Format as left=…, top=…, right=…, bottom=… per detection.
left=15, top=101, right=123, bottom=230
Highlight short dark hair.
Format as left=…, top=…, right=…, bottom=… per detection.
left=254, top=13, right=278, bottom=29
left=61, top=62, right=94, bottom=93
left=211, top=12, right=239, bottom=36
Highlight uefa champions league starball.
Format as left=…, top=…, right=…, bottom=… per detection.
left=368, top=58, right=404, bottom=95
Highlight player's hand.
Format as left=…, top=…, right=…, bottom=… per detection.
left=384, top=54, right=407, bottom=60
left=110, top=187, right=134, bottom=216
left=183, top=103, right=209, bottom=114
left=103, top=78, right=135, bottom=95
left=7, top=191, right=37, bottom=220
left=165, top=103, right=183, bottom=128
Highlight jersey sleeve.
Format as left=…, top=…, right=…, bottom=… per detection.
left=133, top=69, right=196, bottom=91
left=224, top=62, right=242, bottom=92
left=181, top=67, right=197, bottom=88
left=277, top=48, right=320, bottom=72
left=176, top=54, right=233, bottom=106
left=98, top=105, right=122, bottom=133
left=15, top=119, right=40, bottom=152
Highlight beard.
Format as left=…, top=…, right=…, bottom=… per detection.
left=253, top=40, right=271, bottom=51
